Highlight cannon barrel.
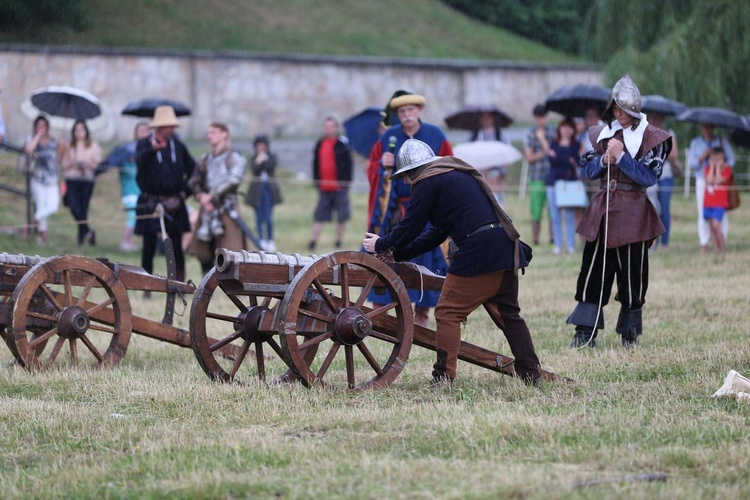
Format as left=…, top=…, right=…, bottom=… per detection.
left=0, top=253, right=47, bottom=266
left=214, top=249, right=317, bottom=273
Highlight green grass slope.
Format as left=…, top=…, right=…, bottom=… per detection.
left=0, top=0, right=580, bottom=63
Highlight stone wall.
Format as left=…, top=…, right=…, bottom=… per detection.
left=0, top=45, right=601, bottom=144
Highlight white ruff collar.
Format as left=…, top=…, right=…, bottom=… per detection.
left=597, top=113, right=649, bottom=155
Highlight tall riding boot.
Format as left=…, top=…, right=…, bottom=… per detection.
left=616, top=307, right=642, bottom=348
left=566, top=302, right=604, bottom=349
left=175, top=270, right=186, bottom=283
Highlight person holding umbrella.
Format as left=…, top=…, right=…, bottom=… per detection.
left=22, top=115, right=61, bottom=245
left=367, top=90, right=453, bottom=327
left=135, top=105, right=196, bottom=283
left=688, top=123, right=734, bottom=254
left=101, top=121, right=151, bottom=251
left=567, top=75, right=672, bottom=349
left=59, top=119, right=103, bottom=246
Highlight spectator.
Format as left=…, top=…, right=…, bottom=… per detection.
left=703, top=147, right=731, bottom=262
left=523, top=104, right=555, bottom=246
left=367, top=90, right=453, bottom=327
left=688, top=123, right=734, bottom=254
left=104, top=120, right=150, bottom=251
left=187, top=122, right=248, bottom=274
left=22, top=115, right=60, bottom=245
left=645, top=112, right=681, bottom=250
left=471, top=111, right=510, bottom=206
left=59, top=120, right=103, bottom=246
left=135, top=105, right=196, bottom=283
left=244, top=134, right=283, bottom=252
left=545, top=118, right=580, bottom=255
left=308, top=117, right=352, bottom=251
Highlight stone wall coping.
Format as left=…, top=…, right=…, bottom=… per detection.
left=0, top=43, right=597, bottom=72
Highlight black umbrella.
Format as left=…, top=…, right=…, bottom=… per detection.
left=122, top=98, right=192, bottom=118
left=545, top=83, right=610, bottom=118
left=641, top=95, right=688, bottom=117
left=730, top=116, right=750, bottom=148
left=343, top=107, right=383, bottom=157
left=30, top=86, right=101, bottom=120
left=676, top=107, right=748, bottom=130
left=444, top=105, right=513, bottom=130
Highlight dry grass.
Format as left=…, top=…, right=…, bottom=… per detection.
left=1, top=149, right=750, bottom=498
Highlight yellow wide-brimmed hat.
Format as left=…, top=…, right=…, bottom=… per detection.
left=150, top=105, right=181, bottom=128
left=389, top=92, right=426, bottom=110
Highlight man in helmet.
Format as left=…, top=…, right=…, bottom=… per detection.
left=363, top=139, right=541, bottom=387
left=567, top=75, right=672, bottom=349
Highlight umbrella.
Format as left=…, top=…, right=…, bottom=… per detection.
left=122, top=98, right=192, bottom=118
left=444, top=105, right=513, bottom=130
left=676, top=107, right=748, bottom=130
left=95, top=141, right=137, bottom=176
left=20, top=99, right=109, bottom=134
left=343, top=107, right=383, bottom=157
left=545, top=83, right=610, bottom=118
left=30, top=86, right=101, bottom=120
left=641, top=95, right=688, bottom=117
left=730, top=115, right=750, bottom=148
left=452, top=141, right=522, bottom=170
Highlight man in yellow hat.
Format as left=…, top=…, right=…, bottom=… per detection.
left=366, top=90, right=454, bottom=327
left=135, top=105, right=196, bottom=283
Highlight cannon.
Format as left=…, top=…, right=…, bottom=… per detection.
left=0, top=252, right=241, bottom=371
left=189, top=249, right=569, bottom=390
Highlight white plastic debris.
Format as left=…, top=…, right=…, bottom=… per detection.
left=712, top=370, right=750, bottom=402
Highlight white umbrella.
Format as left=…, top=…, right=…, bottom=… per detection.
left=452, top=141, right=522, bottom=170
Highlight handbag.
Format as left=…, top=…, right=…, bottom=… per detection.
left=554, top=179, right=589, bottom=208
left=727, top=173, right=741, bottom=211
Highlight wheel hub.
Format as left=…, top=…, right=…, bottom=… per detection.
left=334, top=307, right=372, bottom=345
left=240, top=306, right=271, bottom=343
left=57, top=306, right=90, bottom=339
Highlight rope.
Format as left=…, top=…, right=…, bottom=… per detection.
left=576, top=155, right=610, bottom=350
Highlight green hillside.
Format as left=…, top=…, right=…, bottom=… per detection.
left=0, top=0, right=580, bottom=63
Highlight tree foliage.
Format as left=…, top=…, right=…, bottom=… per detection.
left=442, top=0, right=590, bottom=54
left=590, top=0, right=750, bottom=114
left=0, top=0, right=90, bottom=31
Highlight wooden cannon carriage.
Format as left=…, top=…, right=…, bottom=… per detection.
left=190, top=249, right=568, bottom=390
left=0, top=252, right=240, bottom=371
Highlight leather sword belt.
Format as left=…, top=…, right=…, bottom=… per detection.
left=603, top=180, right=647, bottom=193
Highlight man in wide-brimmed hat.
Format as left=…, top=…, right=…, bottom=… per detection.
left=135, top=105, right=196, bottom=283
left=366, top=90, right=454, bottom=327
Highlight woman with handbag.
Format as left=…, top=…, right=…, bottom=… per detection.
left=22, top=115, right=60, bottom=245
left=59, top=119, right=102, bottom=246
left=545, top=119, right=580, bottom=255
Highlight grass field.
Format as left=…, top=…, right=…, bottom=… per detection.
left=0, top=0, right=579, bottom=63
left=1, top=149, right=749, bottom=498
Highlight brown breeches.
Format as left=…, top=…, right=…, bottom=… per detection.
left=434, top=270, right=540, bottom=382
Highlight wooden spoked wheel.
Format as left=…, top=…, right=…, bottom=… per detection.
left=190, top=268, right=311, bottom=384
left=279, top=251, right=414, bottom=390
left=7, top=256, right=132, bottom=372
